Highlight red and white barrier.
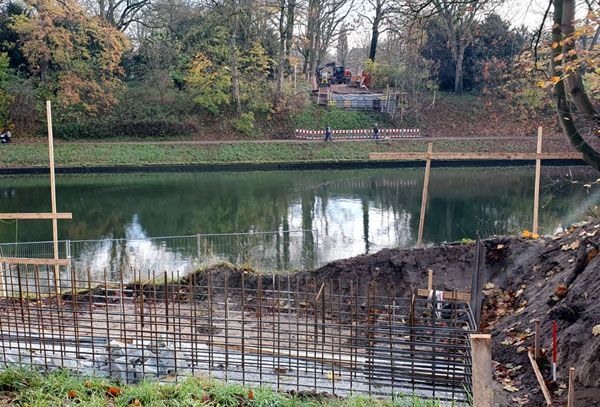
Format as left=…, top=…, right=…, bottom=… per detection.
left=294, top=128, right=422, bottom=140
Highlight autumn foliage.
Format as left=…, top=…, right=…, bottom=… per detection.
left=10, top=0, right=129, bottom=118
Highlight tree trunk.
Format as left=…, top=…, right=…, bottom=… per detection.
left=369, top=18, right=380, bottom=61
left=454, top=41, right=465, bottom=95
left=552, top=0, right=600, bottom=171
left=230, top=24, right=242, bottom=116
left=561, top=0, right=599, bottom=123
left=285, top=0, right=295, bottom=60
left=274, top=2, right=286, bottom=107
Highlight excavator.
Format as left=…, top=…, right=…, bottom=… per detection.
left=316, top=62, right=350, bottom=86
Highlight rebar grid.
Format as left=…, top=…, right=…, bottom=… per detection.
left=0, top=263, right=475, bottom=401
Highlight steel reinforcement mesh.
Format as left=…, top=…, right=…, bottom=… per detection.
left=0, top=263, right=476, bottom=402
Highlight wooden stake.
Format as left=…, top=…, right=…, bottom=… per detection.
left=533, top=126, right=542, bottom=235
left=568, top=367, right=575, bottom=407
left=417, top=143, right=433, bottom=248
left=529, top=350, right=553, bottom=406
left=470, top=334, right=493, bottom=407
left=47, top=100, right=61, bottom=297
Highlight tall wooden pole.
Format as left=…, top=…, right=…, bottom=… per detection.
left=533, top=126, right=542, bottom=235
left=417, top=143, right=433, bottom=248
left=46, top=100, right=61, bottom=295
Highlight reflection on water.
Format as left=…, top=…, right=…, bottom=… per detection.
left=0, top=166, right=597, bottom=274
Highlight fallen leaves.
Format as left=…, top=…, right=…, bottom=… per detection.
left=561, top=240, right=580, bottom=251
left=555, top=284, right=568, bottom=298
left=107, top=387, right=120, bottom=397
left=522, top=230, right=540, bottom=239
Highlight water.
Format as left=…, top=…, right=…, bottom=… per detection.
left=0, top=166, right=597, bottom=270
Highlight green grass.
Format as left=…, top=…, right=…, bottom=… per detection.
left=0, top=139, right=544, bottom=168
left=0, top=367, right=458, bottom=406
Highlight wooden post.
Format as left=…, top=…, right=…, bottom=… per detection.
left=470, top=334, right=493, bottom=407
left=568, top=367, right=575, bottom=407
left=294, top=63, right=297, bottom=90
left=47, top=100, right=61, bottom=296
left=533, top=126, right=542, bottom=236
left=417, top=143, right=433, bottom=248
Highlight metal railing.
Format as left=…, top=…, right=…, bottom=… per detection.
left=0, top=230, right=319, bottom=281
left=0, top=264, right=476, bottom=401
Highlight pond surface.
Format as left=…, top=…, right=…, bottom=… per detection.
left=0, top=166, right=597, bottom=272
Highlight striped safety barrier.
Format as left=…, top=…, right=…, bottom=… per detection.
left=294, top=128, right=422, bottom=140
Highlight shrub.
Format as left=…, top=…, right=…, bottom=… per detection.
left=233, top=112, right=255, bottom=137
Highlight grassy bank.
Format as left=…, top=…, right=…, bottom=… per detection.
left=0, top=368, right=451, bottom=406
left=0, top=138, right=564, bottom=168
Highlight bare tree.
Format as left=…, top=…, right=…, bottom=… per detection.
left=299, top=0, right=354, bottom=81
left=336, top=22, right=348, bottom=65
left=82, top=0, right=154, bottom=30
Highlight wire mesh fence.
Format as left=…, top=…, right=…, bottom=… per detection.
left=0, top=262, right=476, bottom=402
left=0, top=230, right=319, bottom=282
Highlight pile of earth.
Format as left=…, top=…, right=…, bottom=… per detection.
left=186, top=222, right=600, bottom=406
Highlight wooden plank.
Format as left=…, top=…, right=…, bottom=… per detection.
left=417, top=143, right=433, bottom=248
left=470, top=334, right=493, bottom=407
left=528, top=350, right=553, bottom=406
left=568, top=367, right=575, bottom=407
left=417, top=289, right=470, bottom=302
left=0, top=213, right=72, bottom=220
left=533, top=127, right=543, bottom=235
left=0, top=257, right=70, bottom=266
left=370, top=152, right=583, bottom=161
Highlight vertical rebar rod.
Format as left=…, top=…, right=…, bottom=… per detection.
left=313, top=279, right=317, bottom=391
left=329, top=280, right=335, bottom=395
left=103, top=269, right=111, bottom=376
left=152, top=270, right=159, bottom=378
left=86, top=267, right=95, bottom=373
left=257, top=275, right=263, bottom=384
left=276, top=275, right=281, bottom=390
left=410, top=285, right=415, bottom=394
left=387, top=283, right=394, bottom=395
left=224, top=270, right=229, bottom=378
left=119, top=267, right=129, bottom=382
left=190, top=272, right=197, bottom=375
left=208, top=270, right=213, bottom=372
left=295, top=275, right=300, bottom=392
left=71, top=266, right=80, bottom=358
left=34, top=265, right=48, bottom=371
left=22, top=265, right=34, bottom=363
left=241, top=270, right=245, bottom=384
left=174, top=270, right=181, bottom=379
left=432, top=285, right=437, bottom=399
left=366, top=282, right=371, bottom=394
left=164, top=272, right=170, bottom=334
left=349, top=280, right=354, bottom=388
